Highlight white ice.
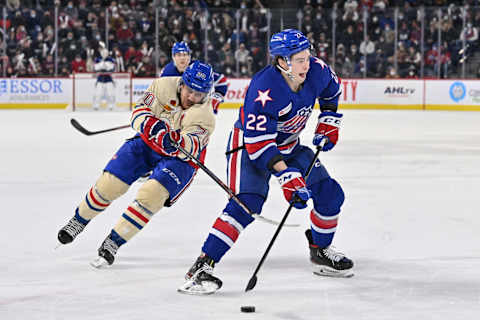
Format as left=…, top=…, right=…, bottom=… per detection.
left=0, top=108, right=479, bottom=320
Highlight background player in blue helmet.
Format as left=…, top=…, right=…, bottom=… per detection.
left=93, top=47, right=116, bottom=111
left=179, top=29, right=353, bottom=295
left=162, top=41, right=192, bottom=75
left=58, top=61, right=216, bottom=268
left=161, top=41, right=229, bottom=115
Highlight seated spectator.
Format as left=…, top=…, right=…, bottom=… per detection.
left=71, top=54, right=87, bottom=73
left=234, top=43, right=250, bottom=68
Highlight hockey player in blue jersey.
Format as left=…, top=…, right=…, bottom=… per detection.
left=93, top=48, right=116, bottom=111
left=179, top=29, right=353, bottom=295
left=161, top=41, right=228, bottom=114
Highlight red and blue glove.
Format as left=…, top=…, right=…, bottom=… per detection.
left=274, top=167, right=311, bottom=209
left=313, top=111, right=343, bottom=151
left=152, top=128, right=183, bottom=157
left=142, top=116, right=169, bottom=140
left=211, top=92, right=224, bottom=115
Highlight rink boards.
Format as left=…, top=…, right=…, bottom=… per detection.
left=0, top=77, right=479, bottom=111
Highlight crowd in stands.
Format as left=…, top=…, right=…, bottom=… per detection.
left=1, top=0, right=480, bottom=79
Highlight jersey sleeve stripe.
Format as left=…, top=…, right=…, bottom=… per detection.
left=245, top=141, right=277, bottom=160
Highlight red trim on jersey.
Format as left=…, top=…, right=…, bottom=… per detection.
left=89, top=188, right=109, bottom=207
left=310, top=210, right=338, bottom=229
left=127, top=206, right=149, bottom=223
left=132, top=107, right=151, bottom=115
left=240, top=106, right=245, bottom=126
left=245, top=139, right=275, bottom=154
left=213, top=218, right=239, bottom=242
left=229, top=128, right=240, bottom=193
left=278, top=140, right=297, bottom=151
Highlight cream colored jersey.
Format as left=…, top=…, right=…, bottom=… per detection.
left=130, top=77, right=215, bottom=161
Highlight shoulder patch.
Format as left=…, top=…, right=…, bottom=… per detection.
left=143, top=92, right=155, bottom=107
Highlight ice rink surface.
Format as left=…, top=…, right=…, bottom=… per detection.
left=1, top=108, right=479, bottom=320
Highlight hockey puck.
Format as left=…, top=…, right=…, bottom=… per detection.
left=241, top=306, right=255, bottom=313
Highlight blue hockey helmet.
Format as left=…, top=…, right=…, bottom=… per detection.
left=172, top=41, right=191, bottom=55
left=269, top=29, right=310, bottom=58
left=182, top=60, right=214, bottom=93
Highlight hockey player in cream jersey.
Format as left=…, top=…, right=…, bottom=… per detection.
left=57, top=61, right=215, bottom=268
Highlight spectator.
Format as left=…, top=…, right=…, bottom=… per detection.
left=385, top=65, right=400, bottom=78
left=117, top=22, right=134, bottom=49
left=359, top=35, right=375, bottom=56
left=234, top=42, right=250, bottom=68
left=460, top=22, right=478, bottom=56
left=71, top=54, right=87, bottom=73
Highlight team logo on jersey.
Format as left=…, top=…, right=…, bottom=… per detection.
left=277, top=105, right=313, bottom=134
left=254, top=89, right=273, bottom=107
left=143, top=92, right=155, bottom=107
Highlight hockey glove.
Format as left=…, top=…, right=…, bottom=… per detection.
left=313, top=112, right=343, bottom=151
left=142, top=116, right=169, bottom=140
left=274, top=167, right=311, bottom=209
left=211, top=92, right=224, bottom=115
left=152, top=128, right=183, bottom=157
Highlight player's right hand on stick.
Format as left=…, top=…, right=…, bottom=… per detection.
left=274, top=167, right=311, bottom=209
left=142, top=116, right=169, bottom=140
left=152, top=128, right=183, bottom=157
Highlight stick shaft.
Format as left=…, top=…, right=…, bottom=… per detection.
left=176, top=144, right=298, bottom=227
left=245, top=145, right=323, bottom=291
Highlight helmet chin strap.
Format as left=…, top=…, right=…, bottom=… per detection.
left=276, top=56, right=296, bottom=81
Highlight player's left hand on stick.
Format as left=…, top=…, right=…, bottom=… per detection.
left=274, top=167, right=311, bottom=209
left=313, top=111, right=343, bottom=151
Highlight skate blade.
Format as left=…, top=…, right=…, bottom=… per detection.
left=177, top=279, right=219, bottom=295
left=312, top=264, right=354, bottom=278
left=90, top=256, right=110, bottom=269
left=54, top=243, right=63, bottom=250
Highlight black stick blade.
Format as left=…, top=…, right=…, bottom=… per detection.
left=70, top=118, right=93, bottom=135
left=70, top=118, right=130, bottom=136
left=245, top=275, right=257, bottom=292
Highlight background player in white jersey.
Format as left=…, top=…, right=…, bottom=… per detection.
left=57, top=61, right=216, bottom=268
left=179, top=29, right=353, bottom=295
left=92, top=48, right=116, bottom=111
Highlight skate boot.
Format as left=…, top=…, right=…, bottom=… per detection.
left=305, top=229, right=354, bottom=278
left=58, top=216, right=87, bottom=245
left=90, top=235, right=119, bottom=268
left=177, top=253, right=223, bottom=295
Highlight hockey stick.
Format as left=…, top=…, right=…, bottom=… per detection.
left=70, top=117, right=296, bottom=227
left=175, top=143, right=299, bottom=227
left=70, top=118, right=130, bottom=136
left=245, top=142, right=325, bottom=292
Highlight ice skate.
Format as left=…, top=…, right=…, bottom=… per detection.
left=57, top=216, right=87, bottom=245
left=177, top=254, right=223, bottom=295
left=305, top=230, right=354, bottom=278
left=90, top=235, right=119, bottom=268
